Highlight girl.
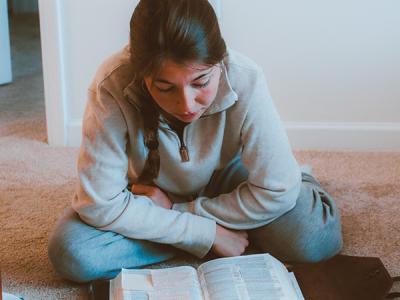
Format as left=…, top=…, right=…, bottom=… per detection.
left=48, top=0, right=342, bottom=283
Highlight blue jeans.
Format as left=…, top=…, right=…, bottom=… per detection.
left=48, top=158, right=343, bottom=282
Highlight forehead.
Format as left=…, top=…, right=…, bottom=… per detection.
left=152, top=59, right=213, bottom=80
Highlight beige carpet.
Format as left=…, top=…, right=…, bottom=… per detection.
left=1, top=13, right=399, bottom=300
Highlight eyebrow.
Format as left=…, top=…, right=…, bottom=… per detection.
left=154, top=69, right=213, bottom=85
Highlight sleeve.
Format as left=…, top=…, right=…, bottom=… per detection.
left=72, top=85, right=216, bottom=258
left=172, top=67, right=302, bottom=230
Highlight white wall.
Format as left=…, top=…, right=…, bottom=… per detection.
left=39, top=0, right=138, bottom=146
left=0, top=0, right=12, bottom=85
left=220, top=0, right=400, bottom=150
left=39, top=0, right=400, bottom=149
left=60, top=0, right=138, bottom=146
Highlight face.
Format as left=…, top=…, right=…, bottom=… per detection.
left=144, top=59, right=221, bottom=123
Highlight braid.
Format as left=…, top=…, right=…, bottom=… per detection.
left=137, top=97, right=161, bottom=185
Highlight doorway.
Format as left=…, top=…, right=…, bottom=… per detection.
left=0, top=0, right=47, bottom=142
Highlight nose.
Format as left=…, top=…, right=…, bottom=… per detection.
left=176, top=87, right=196, bottom=113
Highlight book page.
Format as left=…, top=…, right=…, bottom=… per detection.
left=2, top=293, right=23, bottom=300
left=288, top=272, right=305, bottom=300
left=110, top=266, right=204, bottom=300
left=197, top=253, right=301, bottom=300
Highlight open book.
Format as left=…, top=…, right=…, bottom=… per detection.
left=109, top=253, right=305, bottom=300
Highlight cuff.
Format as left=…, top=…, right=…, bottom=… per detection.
left=184, top=214, right=217, bottom=258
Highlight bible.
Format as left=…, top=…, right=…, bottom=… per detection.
left=109, top=253, right=304, bottom=300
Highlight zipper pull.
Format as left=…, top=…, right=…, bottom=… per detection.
left=180, top=145, right=190, bottom=162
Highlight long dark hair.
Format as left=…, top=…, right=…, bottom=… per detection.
left=129, top=0, right=226, bottom=184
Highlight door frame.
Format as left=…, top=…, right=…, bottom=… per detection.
left=0, top=0, right=12, bottom=85
left=38, top=0, right=67, bottom=146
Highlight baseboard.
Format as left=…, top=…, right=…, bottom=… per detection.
left=286, top=122, right=400, bottom=151
left=67, top=120, right=400, bottom=151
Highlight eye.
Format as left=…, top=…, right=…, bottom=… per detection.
left=192, top=79, right=210, bottom=89
left=156, top=86, right=174, bottom=93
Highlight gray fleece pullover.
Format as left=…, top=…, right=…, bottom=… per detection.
left=72, top=46, right=302, bottom=258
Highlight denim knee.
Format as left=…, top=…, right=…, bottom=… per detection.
left=292, top=221, right=343, bottom=263
left=48, top=229, right=100, bottom=283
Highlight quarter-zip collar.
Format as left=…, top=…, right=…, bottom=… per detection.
left=201, top=60, right=238, bottom=117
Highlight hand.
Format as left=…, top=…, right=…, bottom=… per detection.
left=131, top=184, right=173, bottom=209
left=211, top=224, right=249, bottom=257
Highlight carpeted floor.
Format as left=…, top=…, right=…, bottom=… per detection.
left=1, top=13, right=399, bottom=300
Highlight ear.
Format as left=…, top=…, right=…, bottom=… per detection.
left=142, top=76, right=152, bottom=92
left=143, top=77, right=152, bottom=93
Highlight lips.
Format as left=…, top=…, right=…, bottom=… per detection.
left=179, top=112, right=197, bottom=117
left=176, top=112, right=199, bottom=121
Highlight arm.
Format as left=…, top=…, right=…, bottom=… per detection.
left=72, top=85, right=216, bottom=258
left=172, top=68, right=302, bottom=230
